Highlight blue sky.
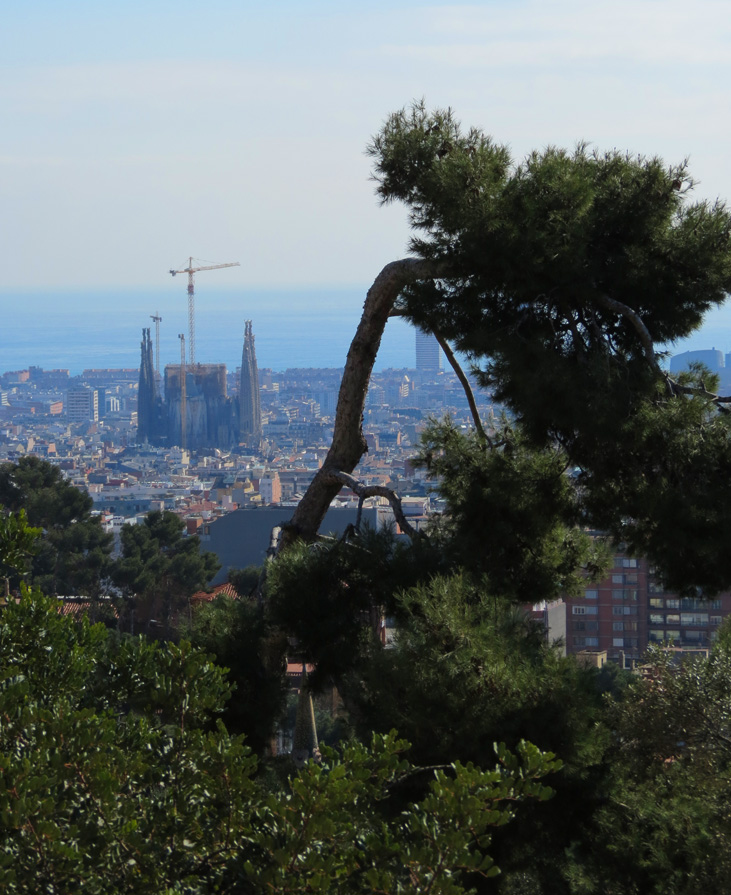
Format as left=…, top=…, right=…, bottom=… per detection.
left=3, top=0, right=731, bottom=327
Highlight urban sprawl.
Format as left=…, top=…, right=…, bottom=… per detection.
left=0, top=329, right=727, bottom=667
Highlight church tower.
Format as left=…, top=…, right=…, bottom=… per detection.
left=137, top=328, right=157, bottom=443
left=239, top=320, right=262, bottom=447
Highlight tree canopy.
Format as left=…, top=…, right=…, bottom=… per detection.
left=290, top=102, right=731, bottom=595
left=0, top=590, right=560, bottom=894
left=113, top=510, right=220, bottom=636
left=0, top=456, right=113, bottom=596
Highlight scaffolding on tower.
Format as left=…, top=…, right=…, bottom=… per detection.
left=150, top=312, right=162, bottom=378
left=178, top=333, right=187, bottom=451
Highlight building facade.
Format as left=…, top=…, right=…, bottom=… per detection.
left=415, top=329, right=441, bottom=374
left=66, top=386, right=99, bottom=423
left=565, top=547, right=731, bottom=664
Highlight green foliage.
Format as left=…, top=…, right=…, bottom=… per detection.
left=345, top=573, right=627, bottom=893
left=0, top=456, right=113, bottom=595
left=0, top=592, right=559, bottom=894
left=227, top=564, right=262, bottom=597
left=565, top=646, right=731, bottom=894
left=186, top=594, right=288, bottom=755
left=113, top=510, right=220, bottom=635
left=0, top=509, right=40, bottom=588
left=579, top=370, right=731, bottom=594
left=267, top=524, right=446, bottom=689
left=416, top=419, right=610, bottom=602
left=369, top=102, right=731, bottom=594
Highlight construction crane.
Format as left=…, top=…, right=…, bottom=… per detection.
left=150, top=312, right=162, bottom=378
left=169, top=257, right=240, bottom=365
left=178, top=333, right=186, bottom=451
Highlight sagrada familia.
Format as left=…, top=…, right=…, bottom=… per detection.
left=137, top=320, right=262, bottom=451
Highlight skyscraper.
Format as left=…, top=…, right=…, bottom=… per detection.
left=239, top=320, right=262, bottom=446
left=415, top=328, right=441, bottom=374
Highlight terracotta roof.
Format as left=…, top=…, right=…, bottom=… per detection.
left=190, top=582, right=240, bottom=603
left=56, top=598, right=119, bottom=619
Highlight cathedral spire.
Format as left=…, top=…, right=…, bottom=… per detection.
left=239, top=320, right=262, bottom=447
left=137, top=328, right=157, bottom=443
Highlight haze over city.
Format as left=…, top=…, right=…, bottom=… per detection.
left=3, top=1, right=731, bottom=301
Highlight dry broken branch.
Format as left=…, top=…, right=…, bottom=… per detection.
left=431, top=329, right=490, bottom=445
left=330, top=470, right=424, bottom=542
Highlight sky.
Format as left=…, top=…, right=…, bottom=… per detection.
left=3, top=0, right=731, bottom=351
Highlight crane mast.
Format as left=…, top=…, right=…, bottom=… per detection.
left=169, top=257, right=240, bottom=365
left=178, top=333, right=187, bottom=451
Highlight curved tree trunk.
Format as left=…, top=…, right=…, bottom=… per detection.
left=281, top=258, right=441, bottom=546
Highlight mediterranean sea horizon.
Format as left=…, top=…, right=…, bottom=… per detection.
left=2, top=285, right=731, bottom=378
left=0, top=286, right=417, bottom=376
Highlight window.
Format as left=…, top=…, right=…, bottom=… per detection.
left=681, top=613, right=709, bottom=627
left=622, top=559, right=638, bottom=568
left=666, top=614, right=680, bottom=625
left=573, top=636, right=585, bottom=647
left=586, top=621, right=598, bottom=632
left=650, top=598, right=664, bottom=609
left=649, top=630, right=664, bottom=641
left=649, top=613, right=664, bottom=625
left=665, top=630, right=680, bottom=641
left=711, top=616, right=722, bottom=626
left=624, top=607, right=638, bottom=616
left=613, top=621, right=624, bottom=631
left=625, top=574, right=638, bottom=585
left=624, top=621, right=638, bottom=632
left=666, top=599, right=680, bottom=609
left=573, top=606, right=586, bottom=616
left=681, top=598, right=707, bottom=611
left=612, top=574, right=624, bottom=585
left=585, top=637, right=599, bottom=647
left=573, top=621, right=586, bottom=631
left=613, top=637, right=624, bottom=647
left=712, top=600, right=722, bottom=610
left=613, top=607, right=624, bottom=616
left=584, top=589, right=598, bottom=600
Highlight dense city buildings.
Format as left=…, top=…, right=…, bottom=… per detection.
left=4, top=344, right=731, bottom=667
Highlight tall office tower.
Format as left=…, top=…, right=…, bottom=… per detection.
left=239, top=320, right=262, bottom=445
left=67, top=386, right=99, bottom=423
left=137, top=328, right=157, bottom=442
left=415, top=328, right=441, bottom=374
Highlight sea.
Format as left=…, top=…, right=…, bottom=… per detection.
left=0, top=286, right=417, bottom=376
left=2, top=285, right=731, bottom=376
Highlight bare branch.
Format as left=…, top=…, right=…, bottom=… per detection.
left=330, top=470, right=424, bottom=542
left=431, top=330, right=490, bottom=446
left=594, top=293, right=660, bottom=369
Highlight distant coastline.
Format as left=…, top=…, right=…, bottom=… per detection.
left=2, top=286, right=731, bottom=376
left=0, top=286, right=416, bottom=375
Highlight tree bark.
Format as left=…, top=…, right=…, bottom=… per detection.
left=282, top=258, right=442, bottom=546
